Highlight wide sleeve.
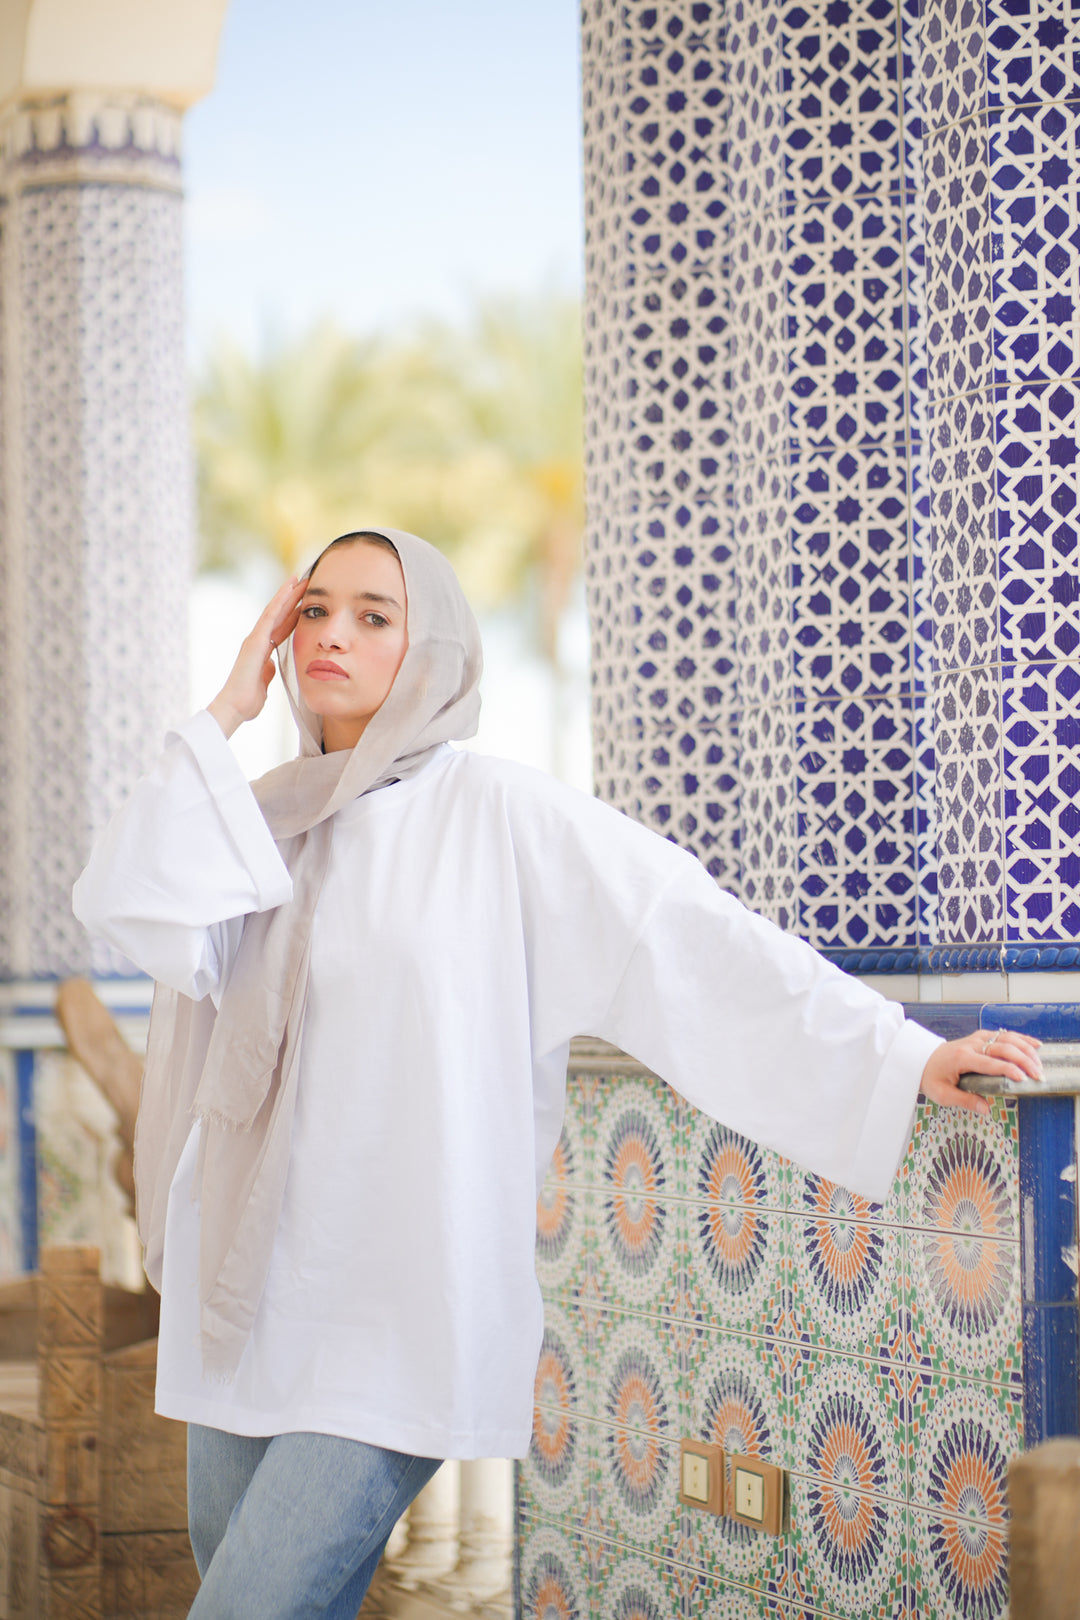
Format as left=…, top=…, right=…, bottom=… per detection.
left=506, top=769, right=940, bottom=1205
left=72, top=710, right=293, bottom=1000
left=596, top=856, right=939, bottom=1203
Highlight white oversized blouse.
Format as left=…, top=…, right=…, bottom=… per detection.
left=73, top=711, right=939, bottom=1459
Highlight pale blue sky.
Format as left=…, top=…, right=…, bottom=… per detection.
left=183, top=0, right=583, bottom=355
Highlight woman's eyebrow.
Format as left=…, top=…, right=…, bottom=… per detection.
left=303, top=586, right=404, bottom=611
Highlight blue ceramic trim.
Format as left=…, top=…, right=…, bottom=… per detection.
left=901, top=1004, right=982, bottom=1041
left=1004, top=946, right=1080, bottom=972
left=1021, top=1306, right=1080, bottom=1448
left=904, top=1005, right=1080, bottom=1043
left=825, top=944, right=1080, bottom=975
left=1017, top=1095, right=1078, bottom=1304
left=1017, top=1092, right=1080, bottom=1442
left=922, top=946, right=1011, bottom=973
left=0, top=976, right=153, bottom=1014
left=984, top=1005, right=1080, bottom=1041
left=0, top=972, right=150, bottom=983
left=823, top=947, right=923, bottom=974
left=15, top=1050, right=37, bottom=1274
left=900, top=1004, right=1080, bottom=1043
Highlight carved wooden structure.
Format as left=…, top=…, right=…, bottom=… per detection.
left=54, top=981, right=142, bottom=1208
left=1009, top=1438, right=1080, bottom=1620
left=0, top=1246, right=195, bottom=1619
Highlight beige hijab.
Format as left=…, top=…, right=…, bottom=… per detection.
left=134, top=528, right=483, bottom=1378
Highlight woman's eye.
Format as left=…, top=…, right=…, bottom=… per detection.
left=301, top=604, right=326, bottom=618
left=366, top=613, right=390, bottom=629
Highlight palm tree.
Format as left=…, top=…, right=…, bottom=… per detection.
left=194, top=322, right=455, bottom=573
left=195, top=296, right=583, bottom=614
left=426, top=293, right=585, bottom=778
left=193, top=295, right=585, bottom=772
left=431, top=293, right=584, bottom=661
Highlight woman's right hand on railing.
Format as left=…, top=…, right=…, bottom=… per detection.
left=207, top=575, right=307, bottom=738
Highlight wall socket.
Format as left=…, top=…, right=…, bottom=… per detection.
left=678, top=1439, right=724, bottom=1515
left=727, top=1452, right=787, bottom=1535
left=678, top=1441, right=788, bottom=1535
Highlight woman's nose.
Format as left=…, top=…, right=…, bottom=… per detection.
left=316, top=613, right=348, bottom=649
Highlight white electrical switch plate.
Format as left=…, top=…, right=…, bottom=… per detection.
left=735, top=1466, right=765, bottom=1521
left=726, top=1453, right=786, bottom=1535
left=683, top=1453, right=709, bottom=1503
left=678, top=1439, right=724, bottom=1515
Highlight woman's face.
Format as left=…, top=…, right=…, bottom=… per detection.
left=292, top=541, right=409, bottom=752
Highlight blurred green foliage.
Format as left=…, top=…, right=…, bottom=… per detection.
left=193, top=291, right=584, bottom=658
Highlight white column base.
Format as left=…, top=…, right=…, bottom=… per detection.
left=428, top=1458, right=513, bottom=1608
left=385, top=1462, right=461, bottom=1589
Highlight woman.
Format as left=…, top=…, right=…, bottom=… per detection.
left=73, top=528, right=1041, bottom=1619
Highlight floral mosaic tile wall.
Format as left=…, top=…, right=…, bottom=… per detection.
left=521, top=1057, right=1023, bottom=1619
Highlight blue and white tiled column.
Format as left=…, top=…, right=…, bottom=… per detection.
left=583, top=0, right=933, bottom=950
left=921, top=0, right=1080, bottom=964
left=583, top=0, right=744, bottom=889
left=0, top=94, right=191, bottom=980
left=0, top=94, right=191, bottom=1270
left=0, top=94, right=190, bottom=978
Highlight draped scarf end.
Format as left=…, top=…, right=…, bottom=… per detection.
left=193, top=1105, right=250, bottom=1134
left=198, top=1310, right=251, bottom=1383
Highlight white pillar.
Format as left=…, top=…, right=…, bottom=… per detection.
left=439, top=1458, right=513, bottom=1608
left=387, top=1461, right=461, bottom=1589
left=382, top=1511, right=409, bottom=1563
left=0, top=0, right=227, bottom=977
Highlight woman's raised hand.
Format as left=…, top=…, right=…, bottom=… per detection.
left=207, top=576, right=307, bottom=739
left=919, top=1026, right=1044, bottom=1118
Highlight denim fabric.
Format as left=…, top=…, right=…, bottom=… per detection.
left=187, top=1424, right=442, bottom=1619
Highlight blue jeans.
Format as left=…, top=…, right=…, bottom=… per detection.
left=186, top=1424, right=442, bottom=1619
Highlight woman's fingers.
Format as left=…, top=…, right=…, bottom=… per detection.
left=255, top=575, right=305, bottom=650
left=971, top=1029, right=1044, bottom=1081
left=268, top=576, right=307, bottom=643
left=207, top=576, right=305, bottom=738
left=954, top=1029, right=1044, bottom=1085
left=920, top=1070, right=992, bottom=1116
left=918, top=1028, right=1046, bottom=1118
left=272, top=599, right=304, bottom=649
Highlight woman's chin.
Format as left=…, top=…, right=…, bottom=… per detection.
left=299, top=683, right=349, bottom=716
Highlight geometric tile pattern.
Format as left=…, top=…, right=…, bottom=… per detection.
left=925, top=14, right=1080, bottom=948
left=922, top=121, right=993, bottom=404
left=522, top=1057, right=1024, bottom=1619
left=583, top=0, right=930, bottom=950
left=989, top=103, right=1080, bottom=390
left=933, top=666, right=1005, bottom=945
left=583, top=0, right=1080, bottom=956
left=925, top=394, right=997, bottom=672
left=794, top=695, right=924, bottom=949
left=1002, top=661, right=1080, bottom=940
left=986, top=0, right=1080, bottom=107
left=0, top=94, right=191, bottom=977
left=995, top=384, right=1080, bottom=667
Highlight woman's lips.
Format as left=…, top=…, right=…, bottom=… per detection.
left=306, top=660, right=348, bottom=680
